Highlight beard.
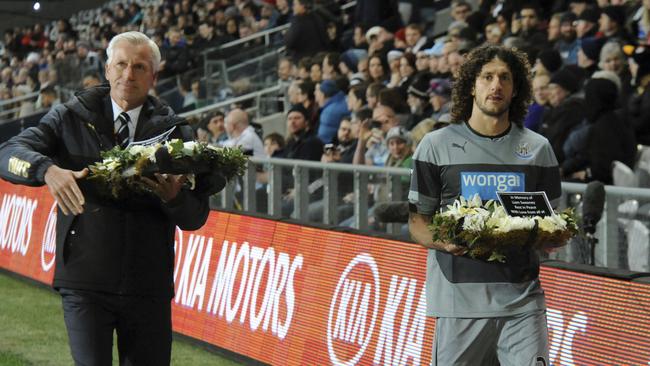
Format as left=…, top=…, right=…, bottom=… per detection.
left=475, top=95, right=511, bottom=117
left=561, top=32, right=576, bottom=43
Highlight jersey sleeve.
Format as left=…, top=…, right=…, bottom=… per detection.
left=408, top=133, right=441, bottom=215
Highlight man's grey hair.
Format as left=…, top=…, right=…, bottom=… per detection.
left=106, top=31, right=161, bottom=72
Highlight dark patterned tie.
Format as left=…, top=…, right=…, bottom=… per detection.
left=115, top=112, right=130, bottom=148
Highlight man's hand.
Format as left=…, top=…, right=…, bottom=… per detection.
left=44, top=165, right=88, bottom=216
left=141, top=173, right=186, bottom=203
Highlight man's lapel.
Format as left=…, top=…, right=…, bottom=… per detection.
left=133, top=98, right=153, bottom=140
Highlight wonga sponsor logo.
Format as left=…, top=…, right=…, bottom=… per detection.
left=461, top=172, right=525, bottom=200
left=327, top=253, right=381, bottom=366
left=40, top=202, right=57, bottom=271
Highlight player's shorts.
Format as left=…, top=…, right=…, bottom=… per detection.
left=431, top=309, right=549, bottom=366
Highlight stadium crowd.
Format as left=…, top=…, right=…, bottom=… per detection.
left=2, top=0, right=650, bottom=229
left=194, top=0, right=650, bottom=227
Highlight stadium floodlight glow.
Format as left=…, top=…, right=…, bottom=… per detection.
left=33, top=1, right=40, bottom=11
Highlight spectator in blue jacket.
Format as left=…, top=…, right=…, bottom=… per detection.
left=315, top=79, right=349, bottom=143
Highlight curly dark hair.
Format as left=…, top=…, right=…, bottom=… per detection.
left=451, top=45, right=532, bottom=127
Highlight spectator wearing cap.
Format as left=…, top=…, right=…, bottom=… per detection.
left=366, top=26, right=392, bottom=58
left=386, top=50, right=405, bottom=88
left=393, top=28, right=407, bottom=49
left=575, top=8, right=600, bottom=39
left=539, top=68, right=585, bottom=163
left=279, top=104, right=325, bottom=216
left=284, top=0, right=328, bottom=62
left=282, top=104, right=324, bottom=161
left=599, top=5, right=633, bottom=44
left=366, top=126, right=413, bottom=230
left=579, top=36, right=605, bottom=78
left=428, top=77, right=453, bottom=123
left=525, top=73, right=551, bottom=132
left=599, top=42, right=633, bottom=100
left=406, top=72, right=433, bottom=130
left=315, top=79, right=350, bottom=144
left=627, top=46, right=650, bottom=145
left=555, top=12, right=580, bottom=65
left=534, top=49, right=563, bottom=77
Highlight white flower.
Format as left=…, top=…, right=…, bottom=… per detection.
left=182, top=141, right=198, bottom=156
left=128, top=145, right=146, bottom=155
left=537, top=214, right=567, bottom=233
left=493, top=216, right=535, bottom=233
left=462, top=212, right=489, bottom=232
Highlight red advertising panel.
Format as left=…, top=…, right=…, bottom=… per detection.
left=1, top=181, right=650, bottom=365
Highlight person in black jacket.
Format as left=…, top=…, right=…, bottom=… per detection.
left=284, top=0, right=329, bottom=62
left=561, top=78, right=636, bottom=184
left=539, top=68, right=585, bottom=164
left=279, top=104, right=324, bottom=216
left=0, top=31, right=209, bottom=365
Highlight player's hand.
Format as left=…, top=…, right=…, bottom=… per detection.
left=44, top=165, right=88, bottom=216
left=141, top=173, right=186, bottom=203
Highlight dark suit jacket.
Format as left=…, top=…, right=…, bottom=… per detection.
left=0, top=85, right=209, bottom=298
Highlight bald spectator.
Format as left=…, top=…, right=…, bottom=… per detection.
left=222, top=108, right=265, bottom=157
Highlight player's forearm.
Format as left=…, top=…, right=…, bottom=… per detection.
left=408, top=212, right=437, bottom=249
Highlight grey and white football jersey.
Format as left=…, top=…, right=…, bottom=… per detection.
left=408, top=122, right=561, bottom=318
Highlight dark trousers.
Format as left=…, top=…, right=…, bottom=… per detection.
left=59, top=288, right=172, bottom=366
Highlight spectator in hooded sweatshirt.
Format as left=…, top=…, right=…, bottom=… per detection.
left=578, top=37, right=605, bottom=80
left=315, top=79, right=350, bottom=143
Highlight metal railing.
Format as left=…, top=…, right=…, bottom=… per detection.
left=209, top=158, right=650, bottom=271
left=179, top=84, right=283, bottom=121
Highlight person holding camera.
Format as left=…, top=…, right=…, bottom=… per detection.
left=352, top=104, right=400, bottom=167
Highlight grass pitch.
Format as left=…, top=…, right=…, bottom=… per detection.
left=0, top=272, right=246, bottom=366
